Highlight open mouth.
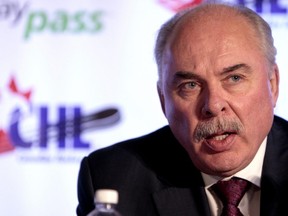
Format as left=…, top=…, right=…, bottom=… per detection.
left=206, top=132, right=232, bottom=141
left=204, top=132, right=237, bottom=152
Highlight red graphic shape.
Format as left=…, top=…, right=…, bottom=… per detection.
left=0, top=129, right=15, bottom=153
left=158, top=0, right=203, bottom=12
left=8, top=76, right=32, bottom=102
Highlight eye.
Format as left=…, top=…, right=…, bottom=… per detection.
left=177, top=80, right=200, bottom=97
left=183, top=81, right=198, bottom=89
left=230, top=75, right=242, bottom=82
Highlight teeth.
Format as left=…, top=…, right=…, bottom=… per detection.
left=212, top=134, right=229, bottom=141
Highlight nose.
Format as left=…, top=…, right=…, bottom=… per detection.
left=201, top=87, right=227, bottom=118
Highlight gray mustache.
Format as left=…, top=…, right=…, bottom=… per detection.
left=194, top=118, right=244, bottom=142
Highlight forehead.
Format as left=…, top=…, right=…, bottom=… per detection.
left=172, top=9, right=257, bottom=50
left=163, top=8, right=263, bottom=68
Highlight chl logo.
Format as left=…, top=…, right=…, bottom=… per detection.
left=9, top=106, right=120, bottom=149
left=0, top=75, right=121, bottom=154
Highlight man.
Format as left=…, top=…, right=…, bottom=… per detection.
left=77, top=3, right=288, bottom=216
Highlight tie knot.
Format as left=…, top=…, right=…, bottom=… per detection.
left=212, top=177, right=251, bottom=206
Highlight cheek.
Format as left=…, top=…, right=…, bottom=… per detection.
left=237, top=78, right=274, bottom=116
left=252, top=85, right=274, bottom=115
left=237, top=82, right=274, bottom=142
left=164, top=98, right=200, bottom=150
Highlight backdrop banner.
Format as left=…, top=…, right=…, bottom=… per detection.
left=0, top=0, right=287, bottom=215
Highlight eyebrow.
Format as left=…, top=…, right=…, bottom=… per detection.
left=173, top=71, right=200, bottom=80
left=171, top=71, right=201, bottom=86
left=222, top=63, right=251, bottom=74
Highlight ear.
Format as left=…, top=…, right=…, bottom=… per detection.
left=269, top=64, right=280, bottom=107
left=157, top=81, right=166, bottom=116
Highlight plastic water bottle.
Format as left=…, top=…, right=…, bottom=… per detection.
left=87, top=189, right=122, bottom=216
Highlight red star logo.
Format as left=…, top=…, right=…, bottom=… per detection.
left=8, top=75, right=32, bottom=102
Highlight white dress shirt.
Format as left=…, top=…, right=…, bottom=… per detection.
left=201, top=137, right=267, bottom=216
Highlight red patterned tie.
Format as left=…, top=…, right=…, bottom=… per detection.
left=212, top=177, right=251, bottom=216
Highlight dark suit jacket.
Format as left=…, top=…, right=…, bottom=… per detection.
left=76, top=116, right=288, bottom=216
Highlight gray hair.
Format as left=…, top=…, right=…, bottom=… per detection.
left=154, top=3, right=277, bottom=82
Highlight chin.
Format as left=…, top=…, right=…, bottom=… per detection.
left=201, top=155, right=244, bottom=176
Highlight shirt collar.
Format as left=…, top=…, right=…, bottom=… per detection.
left=201, top=137, right=267, bottom=188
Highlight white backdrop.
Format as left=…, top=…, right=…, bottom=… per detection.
left=0, top=0, right=287, bottom=216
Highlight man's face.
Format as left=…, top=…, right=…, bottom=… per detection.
left=158, top=14, right=279, bottom=177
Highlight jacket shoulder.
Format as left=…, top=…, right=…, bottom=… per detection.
left=87, top=125, right=173, bottom=158
left=271, top=115, right=288, bottom=138
left=85, top=125, right=197, bottom=186
left=274, top=115, right=288, bottom=126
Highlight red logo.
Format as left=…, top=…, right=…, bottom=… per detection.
left=158, top=0, right=203, bottom=12
left=0, top=74, right=121, bottom=154
left=0, top=75, right=32, bottom=154
left=8, top=75, right=32, bottom=102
